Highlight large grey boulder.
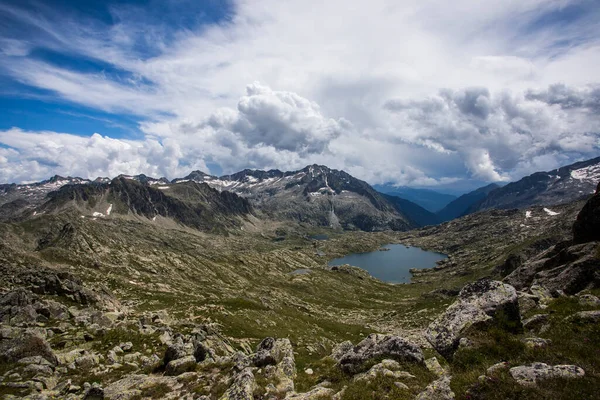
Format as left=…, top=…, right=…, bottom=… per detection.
left=165, top=355, right=197, bottom=376
left=425, top=279, right=520, bottom=359
left=416, top=376, right=455, bottom=400
left=0, top=329, right=57, bottom=365
left=253, top=337, right=296, bottom=393
left=220, top=367, right=256, bottom=400
left=253, top=337, right=293, bottom=367
left=336, top=334, right=424, bottom=374
left=509, top=363, right=585, bottom=386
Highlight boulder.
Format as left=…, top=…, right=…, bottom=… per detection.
left=522, top=314, right=549, bottom=331
left=284, top=387, right=336, bottom=399
left=425, top=357, right=447, bottom=377
left=416, top=376, right=455, bottom=400
left=253, top=337, right=296, bottom=393
left=165, top=355, right=197, bottom=376
left=0, top=329, right=57, bottom=365
left=425, top=279, right=521, bottom=359
left=352, top=359, right=414, bottom=382
left=336, top=334, right=423, bottom=374
left=220, top=367, right=256, bottom=400
left=509, top=363, right=585, bottom=386
left=571, top=310, right=600, bottom=323
left=83, top=383, right=105, bottom=400
left=253, top=337, right=294, bottom=367
left=164, top=341, right=189, bottom=365
left=330, top=341, right=353, bottom=362
left=573, top=182, right=600, bottom=243
left=577, top=294, right=600, bottom=307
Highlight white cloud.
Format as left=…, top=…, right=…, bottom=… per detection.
left=0, top=0, right=599, bottom=187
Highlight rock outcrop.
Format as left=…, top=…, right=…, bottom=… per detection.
left=509, top=363, right=585, bottom=386
left=416, top=376, right=455, bottom=400
left=335, top=334, right=424, bottom=373
left=425, top=279, right=521, bottom=359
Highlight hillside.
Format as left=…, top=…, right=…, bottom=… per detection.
left=436, top=183, right=500, bottom=222
left=470, top=156, right=600, bottom=212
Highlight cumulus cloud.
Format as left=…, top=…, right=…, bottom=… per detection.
left=0, top=129, right=207, bottom=183
left=0, top=0, right=599, bottom=189
left=526, top=83, right=600, bottom=112
left=384, top=84, right=600, bottom=180
left=202, top=82, right=349, bottom=154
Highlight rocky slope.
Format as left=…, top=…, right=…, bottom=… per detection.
left=0, top=167, right=598, bottom=399
left=470, top=156, right=600, bottom=213
left=2, top=177, right=253, bottom=233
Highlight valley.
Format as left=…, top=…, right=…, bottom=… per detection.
left=0, top=159, right=599, bottom=399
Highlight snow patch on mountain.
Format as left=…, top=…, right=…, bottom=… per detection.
left=571, top=164, right=600, bottom=184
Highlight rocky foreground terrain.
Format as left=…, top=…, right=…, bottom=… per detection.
left=0, top=176, right=599, bottom=398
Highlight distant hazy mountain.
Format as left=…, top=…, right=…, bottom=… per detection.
left=372, top=185, right=456, bottom=212
left=436, top=183, right=500, bottom=222
left=381, top=194, right=442, bottom=227
left=470, top=156, right=600, bottom=213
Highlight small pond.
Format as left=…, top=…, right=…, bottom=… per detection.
left=310, top=234, right=329, bottom=241
left=327, top=244, right=447, bottom=283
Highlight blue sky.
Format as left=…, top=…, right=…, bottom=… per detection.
left=0, top=0, right=599, bottom=191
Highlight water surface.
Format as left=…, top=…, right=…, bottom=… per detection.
left=328, top=244, right=447, bottom=283
left=310, top=234, right=329, bottom=241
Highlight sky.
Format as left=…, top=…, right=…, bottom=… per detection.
left=0, top=0, right=599, bottom=192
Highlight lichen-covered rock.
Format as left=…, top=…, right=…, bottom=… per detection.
left=284, top=387, right=336, bottom=399
left=571, top=310, right=600, bottom=323
left=425, top=357, right=447, bottom=377
left=0, top=329, right=57, bottom=365
left=253, top=337, right=293, bottom=367
left=509, top=363, right=585, bottom=386
left=416, top=376, right=455, bottom=400
left=577, top=294, right=600, bottom=306
left=83, top=383, right=104, bottom=400
left=165, top=355, right=197, bottom=376
left=253, top=337, right=296, bottom=393
left=336, top=334, right=423, bottom=374
left=425, top=279, right=520, bottom=359
left=220, top=368, right=256, bottom=400
left=330, top=341, right=353, bottom=362
left=164, top=341, right=189, bottom=365
left=352, top=359, right=415, bottom=382
left=522, top=314, right=549, bottom=331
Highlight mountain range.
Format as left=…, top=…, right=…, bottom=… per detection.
left=0, top=165, right=440, bottom=232
left=1, top=157, right=599, bottom=233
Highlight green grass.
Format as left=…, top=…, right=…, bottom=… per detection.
left=449, top=296, right=600, bottom=399
left=140, top=382, right=172, bottom=399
